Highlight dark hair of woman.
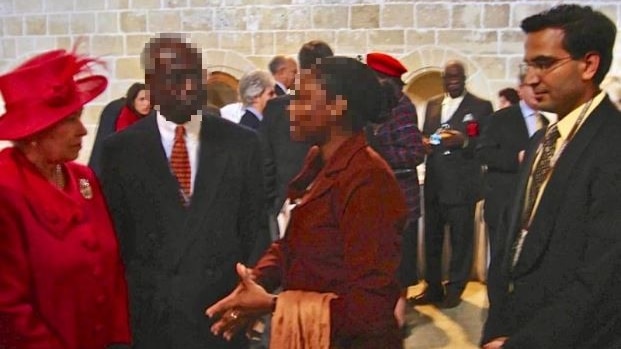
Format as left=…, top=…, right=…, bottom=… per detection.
left=125, top=82, right=147, bottom=115
left=311, top=56, right=383, bottom=132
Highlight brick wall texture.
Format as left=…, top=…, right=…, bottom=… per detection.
left=0, top=0, right=620, bottom=162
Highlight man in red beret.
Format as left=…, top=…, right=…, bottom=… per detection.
left=366, top=52, right=425, bottom=327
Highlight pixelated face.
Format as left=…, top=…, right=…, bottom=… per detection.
left=523, top=28, right=584, bottom=118
left=33, top=109, right=87, bottom=163
left=443, top=64, right=466, bottom=98
left=289, top=69, right=343, bottom=143
left=146, top=41, right=206, bottom=124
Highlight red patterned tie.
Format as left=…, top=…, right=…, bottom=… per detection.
left=171, top=125, right=191, bottom=203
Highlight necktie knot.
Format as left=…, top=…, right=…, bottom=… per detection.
left=544, top=125, right=560, bottom=144
left=175, top=125, right=186, bottom=140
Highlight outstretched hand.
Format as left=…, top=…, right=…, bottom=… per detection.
left=205, top=263, right=275, bottom=341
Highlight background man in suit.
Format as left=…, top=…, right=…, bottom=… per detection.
left=482, top=5, right=621, bottom=348
left=100, top=34, right=269, bottom=349
left=415, top=60, right=493, bottom=308
left=261, top=40, right=334, bottom=238
left=267, top=55, right=297, bottom=96
left=238, top=69, right=275, bottom=130
left=476, top=73, right=547, bottom=307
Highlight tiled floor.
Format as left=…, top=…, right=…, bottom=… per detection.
left=404, top=282, right=489, bottom=349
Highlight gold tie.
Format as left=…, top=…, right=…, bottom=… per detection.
left=522, top=124, right=561, bottom=227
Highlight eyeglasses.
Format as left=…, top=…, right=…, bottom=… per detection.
left=519, top=56, right=573, bottom=76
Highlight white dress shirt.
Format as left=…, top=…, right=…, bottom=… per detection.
left=440, top=93, right=466, bottom=124
left=156, top=112, right=201, bottom=193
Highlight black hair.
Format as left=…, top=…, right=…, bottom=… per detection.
left=521, top=4, right=616, bottom=84
left=312, top=56, right=383, bottom=132
left=125, top=82, right=146, bottom=111
left=498, top=87, right=520, bottom=105
left=298, top=40, right=334, bottom=70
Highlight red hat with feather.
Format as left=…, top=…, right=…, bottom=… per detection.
left=0, top=48, right=107, bottom=140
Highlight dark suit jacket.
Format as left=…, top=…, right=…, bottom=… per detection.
left=482, top=96, right=621, bottom=348
left=259, top=95, right=313, bottom=214
left=274, top=84, right=286, bottom=96
left=100, top=114, right=270, bottom=349
left=88, top=98, right=125, bottom=176
left=423, top=92, right=494, bottom=205
left=239, top=109, right=261, bottom=130
left=476, top=104, right=531, bottom=226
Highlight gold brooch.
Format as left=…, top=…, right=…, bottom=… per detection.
left=79, top=178, right=93, bottom=199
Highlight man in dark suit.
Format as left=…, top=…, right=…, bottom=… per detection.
left=100, top=34, right=269, bottom=349
left=482, top=5, right=621, bottom=348
left=88, top=97, right=124, bottom=175
left=267, top=55, right=297, bottom=96
left=415, top=60, right=493, bottom=308
left=260, top=40, right=333, bottom=238
left=476, top=75, right=547, bottom=307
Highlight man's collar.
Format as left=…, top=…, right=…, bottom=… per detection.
left=156, top=111, right=202, bottom=139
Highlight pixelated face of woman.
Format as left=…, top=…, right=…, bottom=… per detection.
left=289, top=69, right=343, bottom=143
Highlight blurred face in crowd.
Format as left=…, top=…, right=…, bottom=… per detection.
left=281, top=59, right=299, bottom=90
left=289, top=69, right=345, bottom=144
left=443, top=62, right=466, bottom=98
left=146, top=41, right=206, bottom=124
left=31, top=109, right=87, bottom=163
left=518, top=83, right=538, bottom=110
left=133, top=89, right=151, bottom=116
left=255, top=87, right=275, bottom=113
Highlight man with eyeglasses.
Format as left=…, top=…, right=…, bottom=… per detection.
left=482, top=5, right=621, bottom=349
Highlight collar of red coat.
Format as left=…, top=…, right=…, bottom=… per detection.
left=0, top=148, right=84, bottom=239
left=287, top=132, right=368, bottom=200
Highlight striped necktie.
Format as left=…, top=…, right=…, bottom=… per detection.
left=171, top=125, right=191, bottom=204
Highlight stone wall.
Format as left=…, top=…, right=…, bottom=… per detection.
left=0, top=0, right=620, bottom=162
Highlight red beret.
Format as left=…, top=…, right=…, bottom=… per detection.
left=366, top=52, right=407, bottom=78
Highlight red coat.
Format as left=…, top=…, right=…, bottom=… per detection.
left=0, top=148, right=131, bottom=349
left=254, top=133, right=407, bottom=348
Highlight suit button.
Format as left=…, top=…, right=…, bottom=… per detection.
left=93, top=265, right=103, bottom=277
left=96, top=295, right=106, bottom=304
left=95, top=324, right=104, bottom=332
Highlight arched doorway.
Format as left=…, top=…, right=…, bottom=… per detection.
left=205, top=71, right=239, bottom=108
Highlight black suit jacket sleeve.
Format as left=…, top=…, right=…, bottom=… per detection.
left=100, top=136, right=135, bottom=262
left=477, top=105, right=525, bottom=173
left=240, top=133, right=271, bottom=266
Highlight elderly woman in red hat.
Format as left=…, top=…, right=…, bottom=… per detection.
left=0, top=49, right=131, bottom=349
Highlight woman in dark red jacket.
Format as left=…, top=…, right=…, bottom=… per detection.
left=207, top=56, right=407, bottom=348
left=0, top=48, right=131, bottom=349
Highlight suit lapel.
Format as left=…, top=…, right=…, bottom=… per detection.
left=169, top=117, right=231, bottom=270
left=135, top=116, right=186, bottom=211
left=512, top=98, right=611, bottom=277
left=502, top=129, right=543, bottom=274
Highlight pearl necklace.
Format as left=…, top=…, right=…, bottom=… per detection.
left=53, top=164, right=66, bottom=189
